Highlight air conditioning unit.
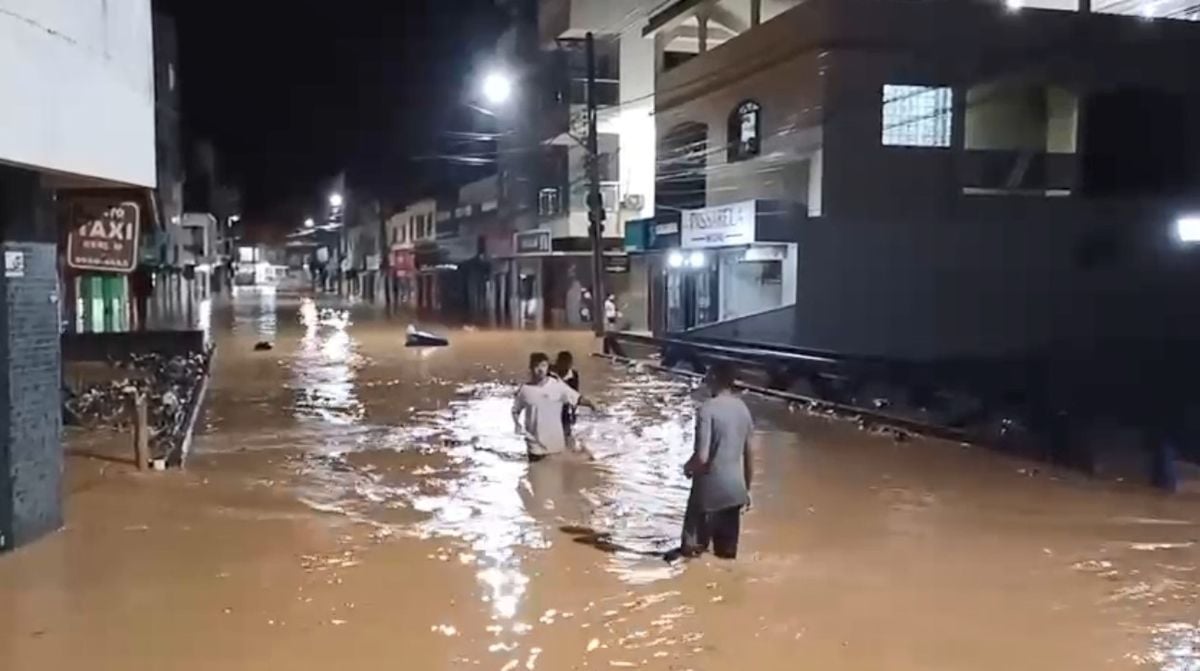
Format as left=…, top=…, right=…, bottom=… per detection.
left=621, top=193, right=645, bottom=211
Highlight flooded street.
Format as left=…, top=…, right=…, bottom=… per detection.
left=3, top=290, right=1199, bottom=670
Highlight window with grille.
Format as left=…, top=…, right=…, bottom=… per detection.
left=538, top=188, right=561, bottom=216
left=882, top=85, right=953, bottom=148
left=728, top=100, right=762, bottom=162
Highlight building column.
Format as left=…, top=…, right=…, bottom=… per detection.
left=654, top=32, right=667, bottom=75
left=697, top=11, right=710, bottom=53
left=0, top=165, right=63, bottom=552
left=750, top=0, right=762, bottom=26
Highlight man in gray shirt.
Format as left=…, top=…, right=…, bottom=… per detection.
left=672, top=362, right=755, bottom=561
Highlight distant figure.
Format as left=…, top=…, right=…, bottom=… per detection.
left=513, top=352, right=597, bottom=462
left=604, top=294, right=620, bottom=331
left=552, top=351, right=581, bottom=441
left=130, top=266, right=154, bottom=330
left=671, top=362, right=755, bottom=561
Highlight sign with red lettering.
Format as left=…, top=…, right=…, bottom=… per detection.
left=67, top=200, right=141, bottom=273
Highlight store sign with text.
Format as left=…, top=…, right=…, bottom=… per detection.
left=67, top=200, right=141, bottom=273
left=681, top=200, right=756, bottom=249
left=515, top=229, right=551, bottom=255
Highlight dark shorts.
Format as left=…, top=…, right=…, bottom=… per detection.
left=681, top=501, right=743, bottom=560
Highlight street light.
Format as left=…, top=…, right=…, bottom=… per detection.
left=1175, top=215, right=1200, bottom=243
left=329, top=193, right=344, bottom=208
left=304, top=217, right=315, bottom=228
left=482, top=71, right=513, bottom=106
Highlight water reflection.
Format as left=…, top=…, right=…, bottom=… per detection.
left=203, top=293, right=1200, bottom=669
left=230, top=285, right=277, bottom=339
left=409, top=387, right=541, bottom=623
left=572, top=372, right=698, bottom=581
left=292, top=298, right=363, bottom=426
left=1136, top=622, right=1200, bottom=671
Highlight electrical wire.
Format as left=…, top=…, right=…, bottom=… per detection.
left=426, top=0, right=1200, bottom=205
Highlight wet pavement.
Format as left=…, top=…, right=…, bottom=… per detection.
left=3, top=288, right=1200, bottom=670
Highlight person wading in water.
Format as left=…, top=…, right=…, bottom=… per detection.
left=513, top=352, right=598, bottom=462
left=668, top=362, right=755, bottom=561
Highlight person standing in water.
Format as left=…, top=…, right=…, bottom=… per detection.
left=552, top=351, right=580, bottom=438
left=671, top=362, right=755, bottom=561
left=513, top=352, right=598, bottom=462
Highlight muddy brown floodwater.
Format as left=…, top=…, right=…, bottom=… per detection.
left=2, top=289, right=1199, bottom=670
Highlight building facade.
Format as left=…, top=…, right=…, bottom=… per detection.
left=640, top=0, right=1200, bottom=360
left=487, top=0, right=657, bottom=328
left=0, top=0, right=157, bottom=550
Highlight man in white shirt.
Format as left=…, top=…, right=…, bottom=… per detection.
left=604, top=294, right=620, bottom=330
left=513, top=352, right=597, bottom=461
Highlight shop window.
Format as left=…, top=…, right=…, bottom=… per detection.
left=964, top=82, right=1077, bottom=154
left=728, top=100, right=762, bottom=162
left=759, top=261, right=782, bottom=284
left=882, top=85, right=953, bottom=148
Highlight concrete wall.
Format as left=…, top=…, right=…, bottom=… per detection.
left=0, top=0, right=156, bottom=187
left=687, top=304, right=796, bottom=343
left=655, top=15, right=826, bottom=213
left=808, top=3, right=1200, bottom=358
left=1, top=240, right=62, bottom=548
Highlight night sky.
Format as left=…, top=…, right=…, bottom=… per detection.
left=161, top=0, right=503, bottom=229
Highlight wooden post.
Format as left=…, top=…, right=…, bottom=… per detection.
left=132, top=392, right=149, bottom=471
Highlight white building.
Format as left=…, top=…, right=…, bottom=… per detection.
left=539, top=0, right=658, bottom=235
left=0, top=0, right=157, bottom=550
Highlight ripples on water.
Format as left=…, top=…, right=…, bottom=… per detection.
left=207, top=293, right=1200, bottom=670
left=282, top=361, right=706, bottom=626
left=291, top=298, right=364, bottom=425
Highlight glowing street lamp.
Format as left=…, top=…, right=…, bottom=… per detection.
left=1175, top=215, right=1200, bottom=244
left=304, top=217, right=315, bottom=228
left=329, top=192, right=344, bottom=208
left=482, top=71, right=513, bottom=106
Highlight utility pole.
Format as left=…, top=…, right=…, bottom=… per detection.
left=585, top=31, right=606, bottom=337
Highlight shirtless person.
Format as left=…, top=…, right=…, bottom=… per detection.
left=513, top=352, right=598, bottom=461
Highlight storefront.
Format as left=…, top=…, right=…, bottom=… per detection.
left=506, top=229, right=631, bottom=330
left=645, top=200, right=802, bottom=334
left=390, top=247, right=415, bottom=308
left=511, top=229, right=551, bottom=329
left=414, top=242, right=440, bottom=312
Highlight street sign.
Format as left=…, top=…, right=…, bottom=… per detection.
left=67, top=200, right=141, bottom=273
left=681, top=200, right=756, bottom=249
left=515, top=230, right=551, bottom=255
left=603, top=255, right=630, bottom=274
